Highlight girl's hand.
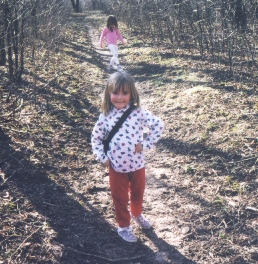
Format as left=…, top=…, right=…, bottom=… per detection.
left=103, top=159, right=110, bottom=167
left=135, top=143, right=143, bottom=153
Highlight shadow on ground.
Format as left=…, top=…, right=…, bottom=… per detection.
left=0, top=123, right=195, bottom=263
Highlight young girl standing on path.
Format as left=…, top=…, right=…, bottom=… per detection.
left=91, top=72, right=164, bottom=242
left=100, top=15, right=125, bottom=72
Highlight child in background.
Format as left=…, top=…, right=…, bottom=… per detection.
left=91, top=72, right=164, bottom=242
left=100, top=15, right=125, bottom=72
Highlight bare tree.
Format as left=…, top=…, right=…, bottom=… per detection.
left=71, top=0, right=80, bottom=12
left=0, top=2, right=6, bottom=66
left=1, top=0, right=24, bottom=83
left=0, top=0, right=69, bottom=83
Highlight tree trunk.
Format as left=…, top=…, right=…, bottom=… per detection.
left=0, top=22, right=6, bottom=66
left=4, top=1, right=14, bottom=82
left=0, top=3, right=6, bottom=66
left=71, top=0, right=80, bottom=13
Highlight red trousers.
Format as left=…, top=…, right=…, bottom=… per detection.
left=109, top=166, right=146, bottom=228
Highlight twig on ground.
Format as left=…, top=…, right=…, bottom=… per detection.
left=43, top=201, right=57, bottom=206
left=0, top=170, right=17, bottom=186
left=66, top=247, right=145, bottom=262
left=245, top=206, right=258, bottom=212
left=8, top=226, right=43, bottom=263
left=2, top=98, right=24, bottom=118
left=235, top=156, right=258, bottom=162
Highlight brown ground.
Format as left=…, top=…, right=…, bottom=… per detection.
left=0, top=10, right=258, bottom=264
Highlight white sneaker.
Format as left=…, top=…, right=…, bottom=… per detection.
left=131, top=214, right=151, bottom=229
left=117, top=226, right=137, bottom=242
left=117, top=65, right=123, bottom=72
left=108, top=65, right=116, bottom=71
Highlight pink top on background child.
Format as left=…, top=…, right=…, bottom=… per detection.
left=100, top=27, right=124, bottom=47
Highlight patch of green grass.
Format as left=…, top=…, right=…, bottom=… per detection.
left=130, top=39, right=143, bottom=47
left=224, top=175, right=234, bottom=185
left=216, top=109, right=229, bottom=117
left=213, top=196, right=226, bottom=207
left=224, top=176, right=248, bottom=194
left=219, top=232, right=227, bottom=239
left=207, top=122, right=219, bottom=132
left=49, top=174, right=56, bottom=179
left=186, top=165, right=195, bottom=174
left=152, top=78, right=165, bottom=87
left=69, top=88, right=79, bottom=94
left=232, top=182, right=250, bottom=194
left=162, top=57, right=177, bottom=65
left=1, top=202, right=17, bottom=213
left=200, top=132, right=208, bottom=141
left=42, top=126, right=53, bottom=134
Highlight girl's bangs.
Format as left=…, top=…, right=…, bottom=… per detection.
left=120, top=84, right=131, bottom=93
left=109, top=82, right=131, bottom=94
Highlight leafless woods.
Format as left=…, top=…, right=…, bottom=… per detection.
left=99, top=0, right=258, bottom=75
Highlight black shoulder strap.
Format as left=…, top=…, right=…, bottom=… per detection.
left=105, top=104, right=136, bottom=144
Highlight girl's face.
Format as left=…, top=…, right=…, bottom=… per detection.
left=110, top=88, right=130, bottom=109
left=111, top=24, right=116, bottom=29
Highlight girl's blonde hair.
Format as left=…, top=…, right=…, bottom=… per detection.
left=102, top=72, right=140, bottom=115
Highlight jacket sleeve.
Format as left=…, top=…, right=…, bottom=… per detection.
left=141, top=109, right=165, bottom=150
left=99, top=28, right=107, bottom=47
left=116, top=29, right=124, bottom=44
left=91, top=114, right=109, bottom=164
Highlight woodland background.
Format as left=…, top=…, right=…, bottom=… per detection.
left=1, top=0, right=258, bottom=84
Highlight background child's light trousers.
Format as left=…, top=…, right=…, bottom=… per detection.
left=108, top=44, right=120, bottom=66
left=109, top=166, right=145, bottom=228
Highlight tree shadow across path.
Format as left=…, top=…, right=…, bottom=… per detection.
left=143, top=228, right=196, bottom=264
left=0, top=124, right=195, bottom=263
